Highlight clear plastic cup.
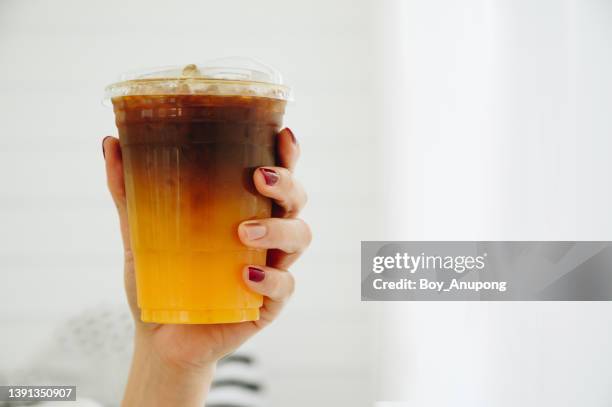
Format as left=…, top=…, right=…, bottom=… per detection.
left=104, top=58, right=290, bottom=324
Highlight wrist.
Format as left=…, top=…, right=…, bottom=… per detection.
left=134, top=325, right=219, bottom=369
left=123, top=330, right=216, bottom=407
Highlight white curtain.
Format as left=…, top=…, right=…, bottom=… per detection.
left=377, top=0, right=612, bottom=405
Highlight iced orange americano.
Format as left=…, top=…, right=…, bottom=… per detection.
left=105, top=60, right=289, bottom=323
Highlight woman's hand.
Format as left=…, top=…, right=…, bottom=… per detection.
left=102, top=128, right=310, bottom=407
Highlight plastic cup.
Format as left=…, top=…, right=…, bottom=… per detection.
left=104, top=58, right=290, bottom=324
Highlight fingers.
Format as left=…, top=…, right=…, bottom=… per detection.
left=243, top=265, right=294, bottom=303
left=277, top=128, right=300, bottom=172
left=253, top=166, right=307, bottom=218
left=238, top=218, right=312, bottom=254
left=249, top=127, right=309, bottom=269
left=242, top=265, right=294, bottom=327
left=102, top=136, right=126, bottom=209
left=102, top=136, right=131, bottom=251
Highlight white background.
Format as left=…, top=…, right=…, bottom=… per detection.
left=2, top=0, right=612, bottom=406
left=378, top=1, right=612, bottom=406
left=0, top=0, right=379, bottom=405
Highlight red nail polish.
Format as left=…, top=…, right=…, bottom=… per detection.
left=248, top=266, right=265, bottom=282
left=286, top=128, right=297, bottom=145
left=260, top=168, right=279, bottom=186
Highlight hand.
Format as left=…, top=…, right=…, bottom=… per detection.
left=102, top=128, right=310, bottom=406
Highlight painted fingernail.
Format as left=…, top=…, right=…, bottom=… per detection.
left=286, top=128, right=297, bottom=145
left=248, top=266, right=265, bottom=282
left=102, top=136, right=111, bottom=159
left=260, top=168, right=279, bottom=186
left=242, top=222, right=267, bottom=240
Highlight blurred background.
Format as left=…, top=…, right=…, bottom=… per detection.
left=2, top=0, right=612, bottom=406
left=377, top=1, right=612, bottom=406
left=0, top=0, right=380, bottom=405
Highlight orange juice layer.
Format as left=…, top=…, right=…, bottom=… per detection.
left=136, top=249, right=265, bottom=324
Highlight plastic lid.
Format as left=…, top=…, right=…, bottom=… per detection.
left=104, top=57, right=291, bottom=103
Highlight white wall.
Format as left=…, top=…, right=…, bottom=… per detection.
left=5, top=1, right=608, bottom=406
left=378, top=1, right=612, bottom=406
left=0, top=0, right=380, bottom=405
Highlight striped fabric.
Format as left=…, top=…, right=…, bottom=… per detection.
left=1, top=306, right=267, bottom=406
left=207, top=353, right=265, bottom=407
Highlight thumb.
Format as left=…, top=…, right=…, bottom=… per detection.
left=102, top=136, right=131, bottom=251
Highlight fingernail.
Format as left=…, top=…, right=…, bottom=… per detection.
left=260, top=168, right=279, bottom=186
left=242, top=222, right=267, bottom=240
left=102, top=136, right=111, bottom=159
left=286, top=128, right=297, bottom=145
left=248, top=266, right=265, bottom=282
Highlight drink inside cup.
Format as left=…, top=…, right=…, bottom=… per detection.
left=105, top=60, right=290, bottom=324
